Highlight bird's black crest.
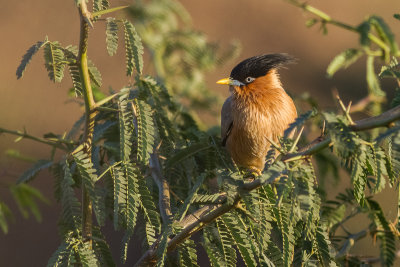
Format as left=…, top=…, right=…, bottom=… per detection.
left=230, top=53, right=295, bottom=84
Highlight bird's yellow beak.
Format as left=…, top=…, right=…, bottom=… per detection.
left=216, top=77, right=244, bottom=86
left=216, top=77, right=232, bottom=85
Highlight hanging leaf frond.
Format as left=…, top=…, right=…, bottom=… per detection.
left=176, top=174, right=206, bottom=221
left=59, top=162, right=82, bottom=233
left=44, top=41, right=66, bottom=82
left=178, top=239, right=198, bottom=267
left=63, top=45, right=83, bottom=96
left=90, top=228, right=114, bottom=266
left=367, top=199, right=396, bottom=266
left=221, top=213, right=257, bottom=267
left=17, top=159, right=53, bottom=184
left=88, top=60, right=102, bottom=88
left=138, top=177, right=160, bottom=245
left=326, top=48, right=363, bottom=78
left=284, top=109, right=317, bottom=138
left=106, top=18, right=119, bottom=56
left=93, top=0, right=109, bottom=12
left=315, top=227, right=336, bottom=265
left=134, top=99, right=155, bottom=165
left=123, top=20, right=144, bottom=76
left=118, top=88, right=135, bottom=162
left=216, top=219, right=237, bottom=267
left=16, top=38, right=48, bottom=79
left=47, top=240, right=71, bottom=267
left=76, top=240, right=100, bottom=266
left=73, top=150, right=105, bottom=226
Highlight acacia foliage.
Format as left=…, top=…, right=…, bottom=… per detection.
left=7, top=0, right=400, bottom=266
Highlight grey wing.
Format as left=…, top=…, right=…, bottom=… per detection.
left=221, top=96, right=233, bottom=147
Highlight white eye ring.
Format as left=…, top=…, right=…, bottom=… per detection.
left=245, top=77, right=255, bottom=83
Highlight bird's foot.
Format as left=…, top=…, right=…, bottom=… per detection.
left=243, top=166, right=262, bottom=180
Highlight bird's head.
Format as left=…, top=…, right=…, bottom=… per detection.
left=216, top=53, right=295, bottom=90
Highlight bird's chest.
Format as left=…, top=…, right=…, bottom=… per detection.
left=232, top=104, right=274, bottom=143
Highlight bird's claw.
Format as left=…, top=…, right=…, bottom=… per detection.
left=243, top=166, right=262, bottom=180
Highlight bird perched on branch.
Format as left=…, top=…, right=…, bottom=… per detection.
left=217, top=54, right=297, bottom=174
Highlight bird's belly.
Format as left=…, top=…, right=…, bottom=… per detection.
left=226, top=115, right=272, bottom=170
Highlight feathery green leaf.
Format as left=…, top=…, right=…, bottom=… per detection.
left=367, top=199, right=396, bottom=266
left=315, top=227, right=335, bottom=265
left=326, top=48, right=363, bottom=78
left=16, top=38, right=47, bottom=79
left=106, top=18, right=119, bottom=56
left=44, top=41, right=66, bottom=82
left=0, top=202, right=12, bottom=234
left=88, top=60, right=102, bottom=88
left=118, top=88, right=135, bottom=162
left=123, top=20, right=144, bottom=75
left=10, top=183, right=49, bottom=222
left=73, top=150, right=105, bottom=226
left=222, top=213, right=257, bottom=267
left=47, top=240, right=71, bottom=267
left=369, top=16, right=398, bottom=57
left=284, top=109, right=316, bottom=138
left=60, top=162, right=82, bottom=233
left=134, top=99, right=155, bottom=165
left=177, top=174, right=206, bottom=221
left=179, top=239, right=198, bottom=267
left=165, top=142, right=211, bottom=170
left=138, top=177, right=160, bottom=245
left=64, top=45, right=82, bottom=96
left=77, top=241, right=100, bottom=266
left=17, top=159, right=53, bottom=184
left=93, top=0, right=109, bottom=12
left=216, top=219, right=237, bottom=267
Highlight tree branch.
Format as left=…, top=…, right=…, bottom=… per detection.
left=350, top=104, right=400, bottom=131
left=134, top=103, right=400, bottom=266
left=0, top=127, right=74, bottom=151
left=76, top=1, right=97, bottom=245
left=150, top=152, right=172, bottom=223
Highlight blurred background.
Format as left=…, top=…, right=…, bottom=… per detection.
left=1, top=0, right=399, bottom=265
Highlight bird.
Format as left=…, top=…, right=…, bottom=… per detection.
left=217, top=53, right=297, bottom=174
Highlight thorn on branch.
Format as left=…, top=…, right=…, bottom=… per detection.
left=79, top=0, right=94, bottom=28
left=335, top=90, right=355, bottom=125
left=288, top=126, right=304, bottom=153
left=321, top=120, right=326, bottom=136
left=266, top=136, right=286, bottom=155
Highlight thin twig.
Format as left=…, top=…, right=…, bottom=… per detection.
left=285, top=0, right=395, bottom=55
left=335, top=91, right=355, bottom=125
left=288, top=126, right=304, bottom=153
left=349, top=95, right=384, bottom=114
left=0, top=127, right=72, bottom=151
left=266, top=136, right=285, bottom=154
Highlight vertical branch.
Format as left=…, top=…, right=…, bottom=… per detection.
left=150, top=153, right=172, bottom=223
left=132, top=103, right=172, bottom=223
left=76, top=1, right=97, bottom=244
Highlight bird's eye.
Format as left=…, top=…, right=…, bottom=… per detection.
left=245, top=77, right=255, bottom=83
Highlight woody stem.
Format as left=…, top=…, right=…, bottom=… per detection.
left=77, top=1, right=97, bottom=244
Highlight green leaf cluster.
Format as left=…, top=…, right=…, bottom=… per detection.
left=8, top=1, right=400, bottom=267
left=127, top=0, right=241, bottom=116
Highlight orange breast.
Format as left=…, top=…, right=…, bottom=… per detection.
left=225, top=73, right=297, bottom=170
